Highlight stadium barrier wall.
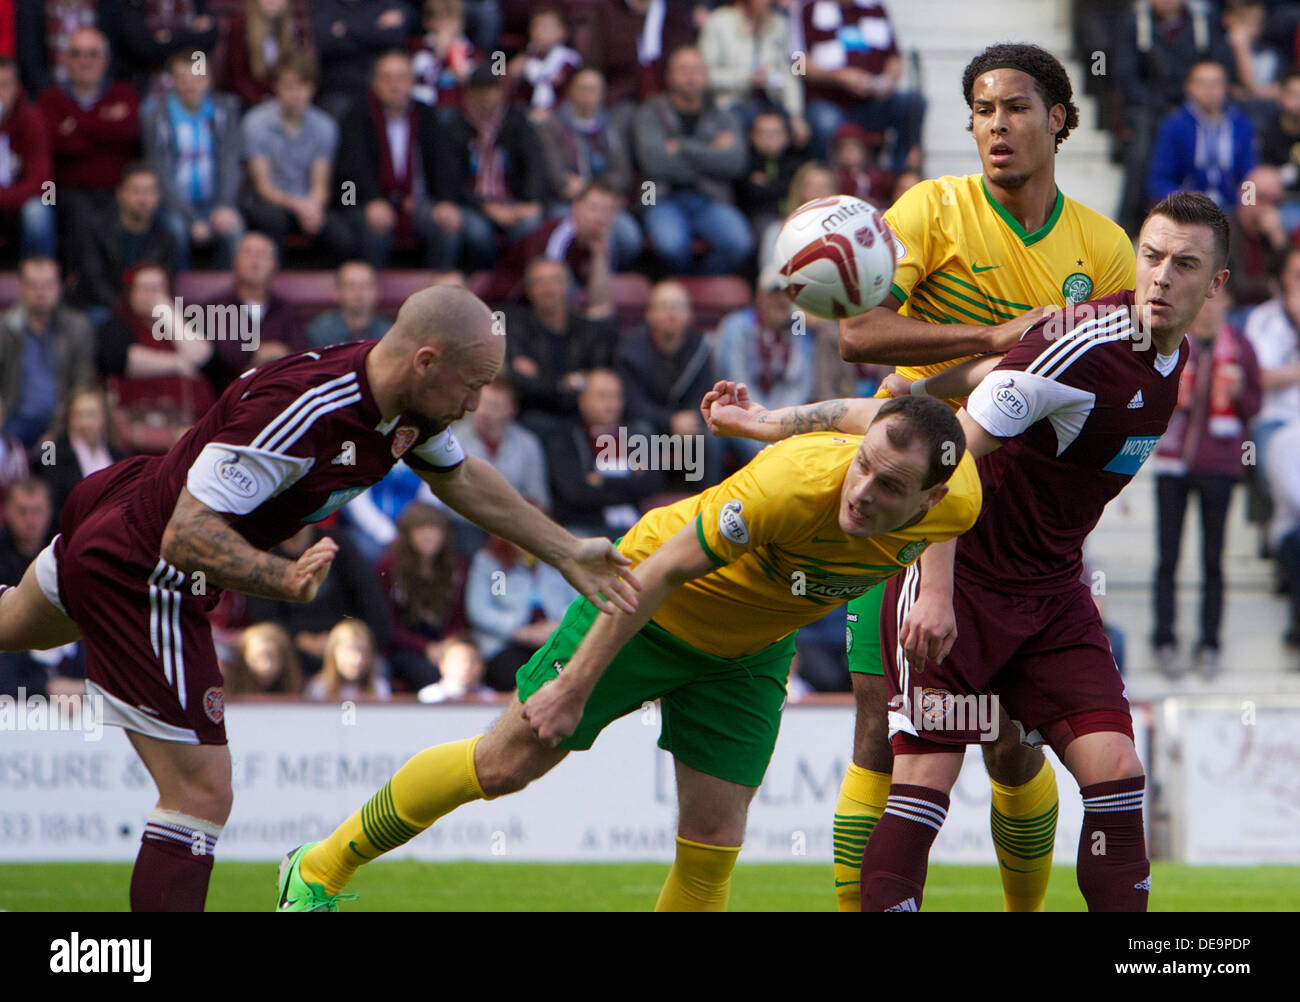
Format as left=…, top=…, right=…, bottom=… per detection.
left=0, top=699, right=1165, bottom=865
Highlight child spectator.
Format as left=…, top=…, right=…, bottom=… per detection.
left=375, top=503, right=476, bottom=692
left=223, top=0, right=309, bottom=109
left=416, top=642, right=495, bottom=703
left=829, top=122, right=896, bottom=209
left=225, top=622, right=303, bottom=695
left=735, top=110, right=802, bottom=244
left=37, top=386, right=124, bottom=529
left=306, top=619, right=390, bottom=702
left=141, top=47, right=244, bottom=270
left=465, top=533, right=576, bottom=691
left=757, top=160, right=837, bottom=268
left=508, top=4, right=582, bottom=121
left=410, top=0, right=477, bottom=109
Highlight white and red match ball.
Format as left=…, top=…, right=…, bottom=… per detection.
left=772, top=195, right=899, bottom=319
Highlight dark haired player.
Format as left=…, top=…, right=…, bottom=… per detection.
left=276, top=397, right=981, bottom=912
left=829, top=42, right=1138, bottom=910
left=720, top=193, right=1229, bottom=910
left=0, top=285, right=639, bottom=911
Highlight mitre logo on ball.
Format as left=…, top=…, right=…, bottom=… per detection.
left=774, top=195, right=897, bottom=320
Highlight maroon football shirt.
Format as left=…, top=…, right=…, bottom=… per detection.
left=108, top=340, right=466, bottom=558
left=958, top=291, right=1190, bottom=595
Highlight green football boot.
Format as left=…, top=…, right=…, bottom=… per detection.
left=276, top=842, right=358, bottom=912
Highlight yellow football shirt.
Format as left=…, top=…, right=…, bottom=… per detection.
left=617, top=432, right=982, bottom=659
left=881, top=173, right=1136, bottom=408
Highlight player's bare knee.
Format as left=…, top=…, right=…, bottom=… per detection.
left=981, top=730, right=1043, bottom=787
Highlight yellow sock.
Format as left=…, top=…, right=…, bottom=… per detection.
left=301, top=736, right=485, bottom=895
left=833, top=764, right=891, bottom=911
left=654, top=836, right=741, bottom=911
left=989, top=758, right=1059, bottom=912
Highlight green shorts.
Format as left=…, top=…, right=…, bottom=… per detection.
left=845, top=584, right=885, bottom=675
left=516, top=597, right=796, bottom=787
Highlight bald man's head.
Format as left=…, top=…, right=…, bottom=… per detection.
left=372, top=284, right=504, bottom=431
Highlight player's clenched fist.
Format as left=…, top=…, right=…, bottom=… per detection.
left=285, top=537, right=339, bottom=603
left=522, top=678, right=586, bottom=746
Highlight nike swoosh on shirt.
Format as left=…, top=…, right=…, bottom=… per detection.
left=972, top=262, right=999, bottom=273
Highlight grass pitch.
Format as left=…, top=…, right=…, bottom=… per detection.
left=1, top=861, right=1296, bottom=911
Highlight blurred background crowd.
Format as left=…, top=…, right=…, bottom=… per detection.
left=1, top=0, right=1298, bottom=703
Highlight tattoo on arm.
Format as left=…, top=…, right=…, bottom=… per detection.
left=759, top=399, right=852, bottom=437
left=162, top=490, right=294, bottom=600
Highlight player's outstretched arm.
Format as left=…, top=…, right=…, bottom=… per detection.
left=160, top=488, right=338, bottom=602
left=839, top=302, right=1051, bottom=366
left=420, top=455, right=641, bottom=614
left=701, top=379, right=885, bottom=441
left=521, top=520, right=716, bottom=745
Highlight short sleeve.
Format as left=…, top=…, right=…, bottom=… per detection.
left=882, top=181, right=941, bottom=305
left=1091, top=225, right=1137, bottom=299
left=965, top=324, right=1098, bottom=448
left=404, top=428, right=467, bottom=474
left=694, top=448, right=813, bottom=566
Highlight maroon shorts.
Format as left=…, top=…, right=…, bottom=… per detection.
left=39, top=462, right=226, bottom=745
left=879, top=563, right=1130, bottom=757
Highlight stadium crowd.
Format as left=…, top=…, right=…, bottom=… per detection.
left=1, top=0, right=1298, bottom=700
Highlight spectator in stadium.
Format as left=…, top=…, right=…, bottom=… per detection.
left=0, top=478, right=57, bottom=696
left=796, top=0, right=924, bottom=172
left=830, top=122, right=899, bottom=209
left=634, top=46, right=752, bottom=276
left=1238, top=68, right=1300, bottom=255
left=465, top=532, right=577, bottom=691
left=712, top=265, right=816, bottom=465
left=574, top=0, right=696, bottom=116
left=481, top=179, right=624, bottom=305
left=222, top=0, right=310, bottom=109
left=698, top=0, right=807, bottom=142
left=141, top=48, right=244, bottom=270
left=617, top=280, right=719, bottom=485
left=376, top=502, right=478, bottom=692
left=306, top=261, right=393, bottom=349
left=0, top=58, right=56, bottom=260
left=1147, top=60, right=1257, bottom=213
left=1222, top=0, right=1283, bottom=111
left=1151, top=285, right=1262, bottom=679
left=37, top=28, right=141, bottom=267
left=735, top=109, right=803, bottom=244
left=245, top=523, right=393, bottom=678
left=1111, top=0, right=1235, bottom=233
left=1243, top=245, right=1300, bottom=507
left=449, top=375, right=550, bottom=553
left=503, top=257, right=619, bottom=440
left=311, top=0, right=412, bottom=121
left=94, top=262, right=217, bottom=454
left=225, top=622, right=303, bottom=695
left=14, top=0, right=110, bottom=95
left=756, top=160, right=836, bottom=268
left=201, top=231, right=304, bottom=386
left=545, top=367, right=667, bottom=538
left=113, top=0, right=218, bottom=94
left=415, top=641, right=495, bottom=702
left=70, top=162, right=177, bottom=323
left=36, top=386, right=124, bottom=530
left=410, top=0, right=477, bottom=109
left=506, top=4, right=582, bottom=121
left=0, top=257, right=95, bottom=451
left=447, top=65, right=548, bottom=270
left=240, top=54, right=353, bottom=264
left=1268, top=417, right=1300, bottom=647
left=305, top=619, right=391, bottom=702
left=539, top=66, right=627, bottom=188
left=335, top=49, right=466, bottom=271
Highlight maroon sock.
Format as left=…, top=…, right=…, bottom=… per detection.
left=1076, top=776, right=1149, bottom=912
left=129, top=812, right=219, bottom=912
left=860, top=783, right=949, bottom=912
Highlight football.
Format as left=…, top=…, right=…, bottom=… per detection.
left=773, top=195, right=899, bottom=319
